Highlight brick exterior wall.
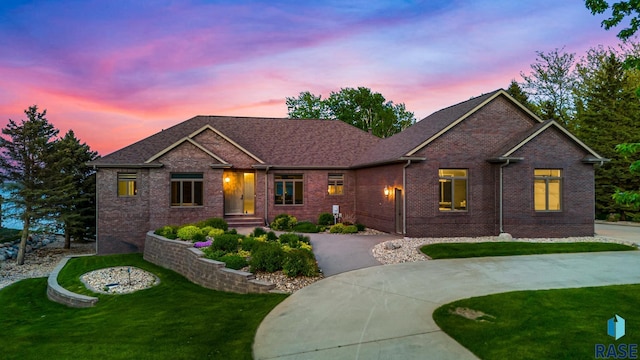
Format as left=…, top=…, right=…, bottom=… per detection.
left=355, top=164, right=403, bottom=234
left=266, top=170, right=357, bottom=224
left=502, top=127, right=595, bottom=237
left=143, top=232, right=275, bottom=294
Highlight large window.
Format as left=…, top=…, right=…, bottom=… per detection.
left=118, top=173, right=137, bottom=197
left=534, top=169, right=562, bottom=211
left=275, top=174, right=303, bottom=205
left=327, top=174, right=344, bottom=195
left=171, top=173, right=203, bottom=207
left=439, top=169, right=467, bottom=211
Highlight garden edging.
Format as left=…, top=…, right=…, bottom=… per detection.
left=143, top=232, right=275, bottom=294
left=47, top=254, right=99, bottom=308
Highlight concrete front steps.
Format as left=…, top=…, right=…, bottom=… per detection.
left=224, top=215, right=265, bottom=229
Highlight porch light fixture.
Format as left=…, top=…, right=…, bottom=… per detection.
left=224, top=176, right=231, bottom=183
left=384, top=187, right=390, bottom=197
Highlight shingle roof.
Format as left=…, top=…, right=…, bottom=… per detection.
left=352, top=89, right=504, bottom=166
left=89, top=116, right=382, bottom=168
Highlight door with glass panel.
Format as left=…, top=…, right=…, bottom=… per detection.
left=223, top=172, right=255, bottom=215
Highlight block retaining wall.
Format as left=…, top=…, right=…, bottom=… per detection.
left=143, top=232, right=275, bottom=294
left=47, top=255, right=99, bottom=308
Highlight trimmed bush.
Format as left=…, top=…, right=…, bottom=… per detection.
left=356, top=223, right=366, bottom=232
left=329, top=223, right=345, bottom=234
left=283, top=249, right=319, bottom=277
left=240, top=236, right=259, bottom=252
left=318, top=212, right=335, bottom=226
left=279, top=233, right=310, bottom=248
left=202, top=247, right=226, bottom=260
left=329, top=223, right=359, bottom=234
left=177, top=225, right=203, bottom=241
left=271, top=214, right=297, bottom=231
left=192, top=232, right=207, bottom=242
left=208, top=228, right=225, bottom=238
left=154, top=225, right=178, bottom=240
left=212, top=234, right=241, bottom=253
left=252, top=227, right=267, bottom=237
left=266, top=231, right=278, bottom=242
left=200, top=217, right=228, bottom=231
left=250, top=242, right=284, bottom=273
left=293, top=221, right=320, bottom=233
left=219, top=254, right=248, bottom=270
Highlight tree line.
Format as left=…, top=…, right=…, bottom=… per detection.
left=0, top=106, right=98, bottom=265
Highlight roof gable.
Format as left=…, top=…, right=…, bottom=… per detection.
left=146, top=137, right=228, bottom=164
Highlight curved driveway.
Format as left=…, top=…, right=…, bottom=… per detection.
left=254, top=230, right=640, bottom=359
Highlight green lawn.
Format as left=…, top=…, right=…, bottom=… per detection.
left=433, top=284, right=639, bottom=359
left=421, top=241, right=636, bottom=259
left=0, top=254, right=287, bottom=360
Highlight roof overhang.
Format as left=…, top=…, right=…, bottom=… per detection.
left=486, top=157, right=525, bottom=164
left=350, top=156, right=427, bottom=169
left=87, top=163, right=165, bottom=169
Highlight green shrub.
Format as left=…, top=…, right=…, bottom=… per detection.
left=329, top=223, right=345, bottom=233
left=212, top=234, right=241, bottom=253
left=208, top=228, right=225, bottom=238
left=318, top=212, right=335, bottom=226
left=355, top=223, right=366, bottom=232
left=226, top=228, right=238, bottom=235
left=329, top=223, right=358, bottom=234
left=240, top=236, right=259, bottom=252
left=219, top=254, right=248, bottom=270
left=283, top=249, right=319, bottom=277
left=177, top=225, right=203, bottom=241
left=154, top=225, right=178, bottom=239
left=252, top=227, right=267, bottom=237
left=293, top=221, right=320, bottom=233
left=279, top=233, right=310, bottom=248
left=271, top=214, right=297, bottom=231
left=192, top=232, right=207, bottom=242
left=343, top=225, right=358, bottom=234
left=266, top=231, right=278, bottom=242
left=250, top=242, right=284, bottom=273
left=202, top=247, right=226, bottom=260
left=200, top=217, right=229, bottom=231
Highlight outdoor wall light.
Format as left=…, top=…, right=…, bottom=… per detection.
left=383, top=187, right=390, bottom=197
left=224, top=176, right=231, bottom=183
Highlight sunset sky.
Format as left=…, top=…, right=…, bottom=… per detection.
left=0, top=0, right=623, bottom=156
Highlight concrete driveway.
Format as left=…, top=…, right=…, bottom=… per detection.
left=254, top=223, right=640, bottom=359
left=254, top=251, right=640, bottom=359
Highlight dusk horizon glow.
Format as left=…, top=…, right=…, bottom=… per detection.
left=0, top=1, right=624, bottom=156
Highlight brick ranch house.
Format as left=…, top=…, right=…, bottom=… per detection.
left=89, top=89, right=607, bottom=254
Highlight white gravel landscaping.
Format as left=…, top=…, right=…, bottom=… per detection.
left=372, top=235, right=636, bottom=265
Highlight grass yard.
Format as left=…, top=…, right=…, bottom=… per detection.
left=433, top=284, right=639, bottom=359
left=421, top=241, right=636, bottom=259
left=0, top=254, right=287, bottom=360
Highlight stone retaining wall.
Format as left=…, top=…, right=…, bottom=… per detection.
left=47, top=255, right=99, bottom=308
left=143, top=232, right=275, bottom=294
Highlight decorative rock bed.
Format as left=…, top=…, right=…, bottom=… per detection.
left=81, top=266, right=160, bottom=294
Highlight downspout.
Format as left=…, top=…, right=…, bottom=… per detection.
left=93, top=165, right=98, bottom=255
left=499, top=159, right=510, bottom=234
left=264, top=166, right=270, bottom=226
left=403, top=160, right=412, bottom=235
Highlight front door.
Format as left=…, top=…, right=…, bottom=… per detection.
left=224, top=172, right=255, bottom=215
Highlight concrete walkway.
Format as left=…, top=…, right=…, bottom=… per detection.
left=254, top=250, right=640, bottom=359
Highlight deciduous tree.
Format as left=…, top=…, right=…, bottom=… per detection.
left=286, top=87, right=415, bottom=138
